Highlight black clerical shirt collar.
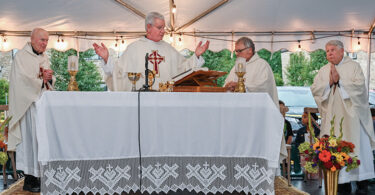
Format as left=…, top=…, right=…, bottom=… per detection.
left=31, top=46, right=43, bottom=55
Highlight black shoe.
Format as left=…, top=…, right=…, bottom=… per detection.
left=23, top=183, right=41, bottom=193
left=356, top=180, right=368, bottom=195
left=337, top=183, right=352, bottom=195
left=23, top=175, right=41, bottom=193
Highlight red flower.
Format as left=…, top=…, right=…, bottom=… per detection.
left=319, top=150, right=332, bottom=162
left=357, top=160, right=360, bottom=165
left=324, top=161, right=333, bottom=169
left=334, top=163, right=341, bottom=170
left=305, top=157, right=309, bottom=161
left=304, top=150, right=309, bottom=154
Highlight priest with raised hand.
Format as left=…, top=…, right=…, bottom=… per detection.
left=311, top=40, right=375, bottom=194
left=8, top=27, right=55, bottom=193
left=93, top=12, right=209, bottom=91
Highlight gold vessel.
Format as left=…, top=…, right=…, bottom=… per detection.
left=323, top=169, right=339, bottom=195
left=235, top=71, right=246, bottom=93
left=67, top=70, right=79, bottom=91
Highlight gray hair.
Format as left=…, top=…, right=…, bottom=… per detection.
left=326, top=40, right=344, bottom=49
left=236, top=37, right=255, bottom=52
left=145, top=12, right=165, bottom=31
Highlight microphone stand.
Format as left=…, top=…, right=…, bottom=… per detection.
left=142, top=53, right=150, bottom=91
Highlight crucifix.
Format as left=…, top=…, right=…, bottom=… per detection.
left=148, top=50, right=165, bottom=77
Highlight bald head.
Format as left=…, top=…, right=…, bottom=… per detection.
left=31, top=28, right=49, bottom=54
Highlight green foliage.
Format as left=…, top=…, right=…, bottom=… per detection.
left=257, top=49, right=284, bottom=86
left=286, top=52, right=311, bottom=86
left=0, top=79, right=9, bottom=105
left=310, top=49, right=328, bottom=70
left=200, top=49, right=236, bottom=87
left=49, top=49, right=104, bottom=91
left=286, top=50, right=328, bottom=86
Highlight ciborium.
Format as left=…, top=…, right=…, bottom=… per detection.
left=128, top=72, right=141, bottom=91
left=235, top=57, right=246, bottom=93
left=67, top=55, right=79, bottom=91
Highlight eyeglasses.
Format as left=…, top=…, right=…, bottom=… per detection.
left=235, top=47, right=250, bottom=53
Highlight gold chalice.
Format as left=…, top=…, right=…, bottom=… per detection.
left=234, top=59, right=246, bottom=93
left=128, top=72, right=141, bottom=91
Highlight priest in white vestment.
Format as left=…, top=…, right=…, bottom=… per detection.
left=8, top=28, right=54, bottom=193
left=224, top=37, right=286, bottom=172
left=93, top=12, right=209, bottom=91
left=311, top=40, right=375, bottom=194
left=224, top=37, right=279, bottom=107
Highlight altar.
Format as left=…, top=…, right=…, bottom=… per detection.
left=34, top=91, right=284, bottom=195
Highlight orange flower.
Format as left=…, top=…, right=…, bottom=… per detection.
left=331, top=166, right=336, bottom=172
left=339, top=161, right=345, bottom=167
left=319, top=150, right=331, bottom=162
left=340, top=152, right=349, bottom=161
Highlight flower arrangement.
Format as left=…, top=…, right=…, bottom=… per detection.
left=0, top=116, right=11, bottom=166
left=298, top=115, right=359, bottom=173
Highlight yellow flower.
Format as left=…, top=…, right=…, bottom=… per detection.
left=329, top=138, right=337, bottom=147
left=313, top=141, right=320, bottom=150
left=331, top=166, right=337, bottom=172
left=332, top=153, right=343, bottom=162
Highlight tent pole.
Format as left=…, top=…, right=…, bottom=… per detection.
left=367, top=18, right=375, bottom=92
left=114, top=0, right=145, bottom=19
left=169, top=0, right=175, bottom=31
left=175, top=0, right=229, bottom=32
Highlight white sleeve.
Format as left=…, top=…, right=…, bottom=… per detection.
left=338, top=80, right=350, bottom=100
left=101, top=57, right=114, bottom=76
left=322, top=83, right=331, bottom=101
left=196, top=55, right=205, bottom=67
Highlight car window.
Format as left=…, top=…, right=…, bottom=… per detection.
left=278, top=87, right=317, bottom=108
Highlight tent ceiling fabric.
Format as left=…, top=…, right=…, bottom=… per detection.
left=0, top=0, right=374, bottom=52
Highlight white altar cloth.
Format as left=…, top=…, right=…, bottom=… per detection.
left=35, top=91, right=283, bottom=195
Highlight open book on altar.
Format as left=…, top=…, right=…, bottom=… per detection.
left=172, top=67, right=227, bottom=92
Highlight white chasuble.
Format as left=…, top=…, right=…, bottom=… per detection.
left=225, top=53, right=286, bottom=161
left=103, top=37, right=203, bottom=91
left=8, top=42, right=54, bottom=151
left=225, top=53, right=279, bottom=107
left=311, top=56, right=375, bottom=182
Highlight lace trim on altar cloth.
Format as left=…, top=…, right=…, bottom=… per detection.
left=41, top=157, right=276, bottom=195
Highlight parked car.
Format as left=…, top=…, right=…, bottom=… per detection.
left=278, top=86, right=318, bottom=131
left=277, top=86, right=317, bottom=118
left=369, top=91, right=375, bottom=108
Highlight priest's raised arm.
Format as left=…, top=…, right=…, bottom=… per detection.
left=93, top=12, right=209, bottom=91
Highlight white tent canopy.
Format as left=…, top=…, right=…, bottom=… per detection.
left=0, top=0, right=374, bottom=52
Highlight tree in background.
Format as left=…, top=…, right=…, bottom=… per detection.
left=257, top=49, right=284, bottom=86
left=201, top=49, right=236, bottom=87
left=286, top=49, right=327, bottom=86
left=50, top=49, right=104, bottom=91
left=0, top=79, right=8, bottom=105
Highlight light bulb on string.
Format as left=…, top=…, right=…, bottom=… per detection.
left=172, top=4, right=177, bottom=14
left=177, top=34, right=183, bottom=47
left=295, top=40, right=302, bottom=52
left=55, top=35, right=68, bottom=51
left=354, top=37, right=361, bottom=51
left=1, top=35, right=10, bottom=51
left=169, top=33, right=174, bottom=42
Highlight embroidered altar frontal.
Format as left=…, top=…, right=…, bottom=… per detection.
left=42, top=157, right=274, bottom=195
left=35, top=92, right=284, bottom=195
